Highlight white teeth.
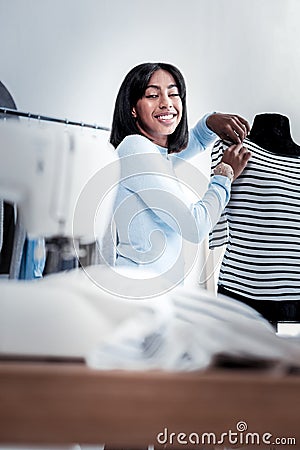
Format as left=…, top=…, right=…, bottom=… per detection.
left=157, top=114, right=174, bottom=120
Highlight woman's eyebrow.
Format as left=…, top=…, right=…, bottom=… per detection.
left=146, top=84, right=160, bottom=90
left=146, top=84, right=178, bottom=90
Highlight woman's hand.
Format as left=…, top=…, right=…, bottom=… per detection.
left=221, top=143, right=251, bottom=181
left=206, top=112, right=250, bottom=144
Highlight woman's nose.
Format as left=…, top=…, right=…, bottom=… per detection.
left=159, top=93, right=172, bottom=108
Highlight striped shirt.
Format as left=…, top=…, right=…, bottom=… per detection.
left=210, top=138, right=300, bottom=302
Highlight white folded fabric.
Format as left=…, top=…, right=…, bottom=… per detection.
left=1, top=264, right=300, bottom=371
left=86, top=275, right=300, bottom=372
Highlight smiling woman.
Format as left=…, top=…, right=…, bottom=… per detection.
left=109, top=62, right=251, bottom=288
left=131, top=70, right=183, bottom=147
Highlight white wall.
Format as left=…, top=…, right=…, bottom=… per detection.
left=1, top=0, right=300, bottom=141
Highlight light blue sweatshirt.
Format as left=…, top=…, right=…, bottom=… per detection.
left=114, top=114, right=231, bottom=285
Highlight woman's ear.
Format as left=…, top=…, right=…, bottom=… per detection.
left=131, top=107, right=137, bottom=119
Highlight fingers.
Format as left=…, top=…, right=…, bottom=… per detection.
left=224, top=116, right=250, bottom=144
left=221, top=144, right=251, bottom=181
left=235, top=115, right=251, bottom=134
left=206, top=113, right=250, bottom=144
left=225, top=143, right=251, bottom=160
left=223, top=142, right=243, bottom=157
left=241, top=147, right=251, bottom=163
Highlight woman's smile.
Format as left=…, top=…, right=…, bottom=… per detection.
left=154, top=112, right=178, bottom=123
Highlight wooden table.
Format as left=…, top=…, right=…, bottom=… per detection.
left=0, top=362, right=299, bottom=448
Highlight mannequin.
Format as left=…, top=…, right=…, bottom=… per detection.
left=210, top=112, right=300, bottom=328
left=248, top=112, right=300, bottom=156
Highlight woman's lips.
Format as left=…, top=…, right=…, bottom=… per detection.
left=155, top=113, right=176, bottom=122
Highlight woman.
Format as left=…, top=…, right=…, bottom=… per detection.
left=110, top=62, right=250, bottom=286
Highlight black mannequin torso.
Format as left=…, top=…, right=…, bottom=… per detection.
left=217, top=112, right=300, bottom=327
left=248, top=113, right=300, bottom=156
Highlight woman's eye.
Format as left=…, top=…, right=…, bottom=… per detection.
left=145, top=94, right=158, bottom=98
left=170, top=93, right=180, bottom=97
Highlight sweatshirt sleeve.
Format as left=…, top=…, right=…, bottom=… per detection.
left=117, top=135, right=231, bottom=245
left=172, top=113, right=217, bottom=163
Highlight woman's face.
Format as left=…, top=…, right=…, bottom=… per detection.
left=132, top=69, right=183, bottom=147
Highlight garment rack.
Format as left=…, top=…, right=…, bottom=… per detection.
left=0, top=106, right=110, bottom=131
left=0, top=105, right=110, bottom=277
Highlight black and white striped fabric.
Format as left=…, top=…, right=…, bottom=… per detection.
left=210, top=138, right=300, bottom=302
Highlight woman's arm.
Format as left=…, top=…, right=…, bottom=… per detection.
left=117, top=135, right=232, bottom=244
